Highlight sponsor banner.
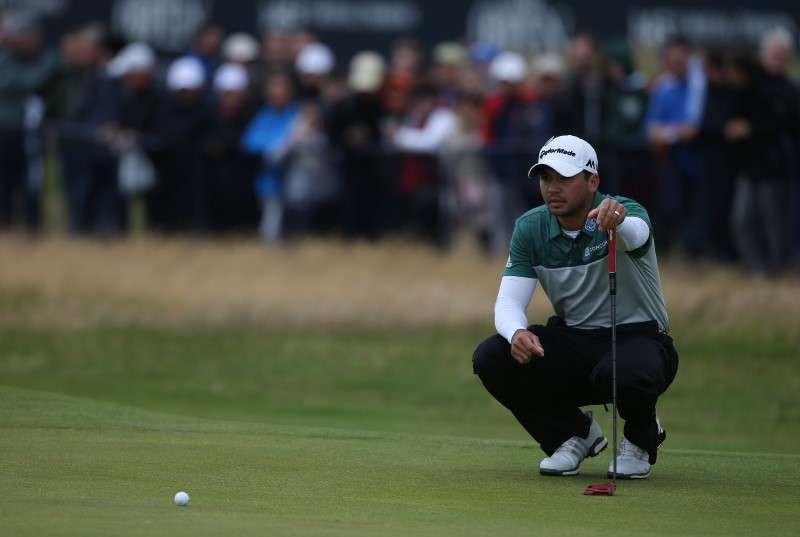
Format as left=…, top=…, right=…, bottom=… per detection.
left=6, top=0, right=798, bottom=57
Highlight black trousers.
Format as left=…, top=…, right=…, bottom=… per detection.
left=473, top=317, right=678, bottom=463
left=0, top=128, right=39, bottom=230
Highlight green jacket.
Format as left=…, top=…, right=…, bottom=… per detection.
left=0, top=49, right=57, bottom=129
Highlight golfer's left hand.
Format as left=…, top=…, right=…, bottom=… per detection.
left=587, top=198, right=626, bottom=232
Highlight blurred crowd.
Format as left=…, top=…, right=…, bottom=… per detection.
left=1, top=11, right=799, bottom=275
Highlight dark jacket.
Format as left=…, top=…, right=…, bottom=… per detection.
left=747, top=70, right=800, bottom=181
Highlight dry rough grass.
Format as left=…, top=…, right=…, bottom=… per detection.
left=1, top=234, right=798, bottom=331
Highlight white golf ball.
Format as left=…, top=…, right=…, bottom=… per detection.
left=174, top=491, right=190, bottom=506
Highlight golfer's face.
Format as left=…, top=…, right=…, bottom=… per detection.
left=539, top=168, right=590, bottom=216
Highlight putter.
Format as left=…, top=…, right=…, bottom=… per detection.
left=584, top=228, right=618, bottom=497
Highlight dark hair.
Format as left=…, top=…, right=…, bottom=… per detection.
left=392, top=37, right=420, bottom=53
left=192, top=22, right=222, bottom=43
left=664, top=35, right=691, bottom=51
left=726, top=53, right=758, bottom=86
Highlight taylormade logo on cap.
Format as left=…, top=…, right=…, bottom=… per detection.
left=539, top=147, right=576, bottom=158
left=528, top=135, right=599, bottom=178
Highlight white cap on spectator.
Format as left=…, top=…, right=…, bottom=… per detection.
left=167, top=56, right=205, bottom=91
left=528, top=135, right=599, bottom=178
left=223, top=32, right=259, bottom=63
left=489, top=51, right=526, bottom=83
left=213, top=63, right=249, bottom=92
left=348, top=51, right=385, bottom=92
left=533, top=53, right=565, bottom=77
left=108, top=42, right=155, bottom=77
left=296, top=42, right=334, bottom=75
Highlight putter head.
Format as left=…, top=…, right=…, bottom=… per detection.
left=583, top=482, right=616, bottom=496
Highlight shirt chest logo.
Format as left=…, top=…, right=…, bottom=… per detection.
left=584, top=240, right=608, bottom=259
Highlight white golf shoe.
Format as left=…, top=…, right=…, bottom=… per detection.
left=608, top=437, right=651, bottom=479
left=539, top=411, right=608, bottom=476
left=608, top=420, right=666, bottom=479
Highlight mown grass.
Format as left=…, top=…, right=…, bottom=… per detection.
left=1, top=322, right=799, bottom=536
left=1, top=235, right=798, bottom=535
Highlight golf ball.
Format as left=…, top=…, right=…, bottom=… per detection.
left=174, top=491, right=190, bottom=506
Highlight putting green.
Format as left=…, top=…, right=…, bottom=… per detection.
left=1, top=325, right=798, bottom=536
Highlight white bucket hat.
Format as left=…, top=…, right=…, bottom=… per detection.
left=348, top=51, right=385, bottom=92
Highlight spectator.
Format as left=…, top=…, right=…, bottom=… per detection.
left=483, top=51, right=537, bottom=251
left=695, top=50, right=738, bottom=261
left=645, top=36, right=708, bottom=257
left=187, top=22, right=223, bottom=80
left=383, top=38, right=422, bottom=118
left=252, top=31, right=294, bottom=91
left=441, top=92, right=492, bottom=250
left=289, top=30, right=315, bottom=61
left=529, top=53, right=564, bottom=158
left=326, top=51, right=387, bottom=240
left=391, top=81, right=457, bottom=246
left=294, top=42, right=334, bottom=101
left=241, top=71, right=301, bottom=243
left=48, top=24, right=124, bottom=235
left=205, top=63, right=259, bottom=232
left=105, top=43, right=161, bottom=233
left=0, top=13, right=57, bottom=231
left=432, top=42, right=467, bottom=106
left=149, top=56, right=213, bottom=233
left=600, top=38, right=650, bottom=198
left=222, top=32, right=260, bottom=97
left=553, top=33, right=603, bottom=142
left=731, top=29, right=800, bottom=275
left=283, top=100, right=337, bottom=235
left=461, top=43, right=497, bottom=97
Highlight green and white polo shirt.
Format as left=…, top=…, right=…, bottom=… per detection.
left=504, top=192, right=669, bottom=332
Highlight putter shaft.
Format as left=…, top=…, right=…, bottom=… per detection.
left=609, top=229, right=618, bottom=483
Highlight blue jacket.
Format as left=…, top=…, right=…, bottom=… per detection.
left=241, top=103, right=300, bottom=199
left=645, top=73, right=705, bottom=179
left=645, top=75, right=692, bottom=128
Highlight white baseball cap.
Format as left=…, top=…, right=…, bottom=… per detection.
left=167, top=56, right=205, bottom=91
left=108, top=42, right=155, bottom=77
left=213, top=63, right=248, bottom=92
left=223, top=33, right=259, bottom=63
left=528, top=135, right=599, bottom=178
left=296, top=42, right=334, bottom=75
left=489, top=51, right=527, bottom=83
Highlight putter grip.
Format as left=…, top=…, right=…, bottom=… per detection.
left=608, top=229, right=617, bottom=295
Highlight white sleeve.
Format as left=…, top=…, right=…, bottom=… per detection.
left=617, top=216, right=650, bottom=251
left=494, top=276, right=537, bottom=343
left=393, top=108, right=457, bottom=153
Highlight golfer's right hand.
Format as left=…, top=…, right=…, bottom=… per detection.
left=510, top=329, right=545, bottom=364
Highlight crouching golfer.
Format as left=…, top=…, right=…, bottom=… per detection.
left=473, top=135, right=678, bottom=479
